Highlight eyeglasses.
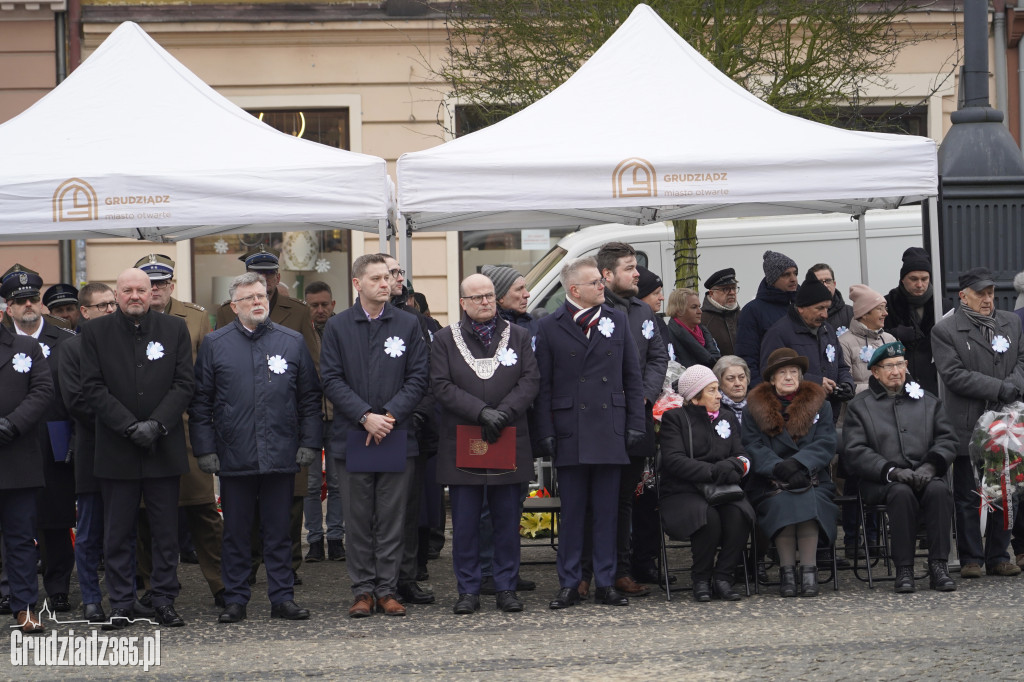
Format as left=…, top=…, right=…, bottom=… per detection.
left=877, top=361, right=907, bottom=372
left=389, top=268, right=406, bottom=278
left=10, top=295, right=41, bottom=305
left=232, top=293, right=269, bottom=304
left=461, top=293, right=495, bottom=304
left=713, top=286, right=739, bottom=293
left=818, top=278, right=835, bottom=285
left=85, top=300, right=117, bottom=311
left=575, top=277, right=607, bottom=288
left=151, top=280, right=172, bottom=289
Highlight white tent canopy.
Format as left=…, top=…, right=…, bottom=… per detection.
left=0, top=22, right=390, bottom=242
left=397, top=3, right=938, bottom=233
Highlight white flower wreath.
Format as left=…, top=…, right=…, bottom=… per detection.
left=384, top=336, right=406, bottom=358
left=146, top=341, right=165, bottom=361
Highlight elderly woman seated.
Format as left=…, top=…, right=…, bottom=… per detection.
left=841, top=341, right=958, bottom=593
left=658, top=365, right=754, bottom=602
left=713, top=355, right=750, bottom=425
left=741, top=348, right=839, bottom=598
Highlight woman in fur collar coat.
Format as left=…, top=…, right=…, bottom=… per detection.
left=741, top=348, right=838, bottom=598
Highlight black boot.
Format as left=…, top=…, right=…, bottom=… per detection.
left=894, top=566, right=915, bottom=593
left=928, top=560, right=956, bottom=592
left=692, top=580, right=712, bottom=602
left=799, top=565, right=819, bottom=597
left=713, top=579, right=741, bottom=601
left=779, top=565, right=797, bottom=598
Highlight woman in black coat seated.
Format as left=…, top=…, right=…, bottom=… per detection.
left=658, top=365, right=754, bottom=602
left=741, top=348, right=838, bottom=598
left=665, top=288, right=721, bottom=369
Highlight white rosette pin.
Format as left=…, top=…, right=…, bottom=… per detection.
left=641, top=319, right=655, bottom=340
left=268, top=355, right=288, bottom=375
left=905, top=381, right=924, bottom=400
left=859, top=346, right=873, bottom=363
left=715, top=420, right=731, bottom=439
left=825, top=344, right=836, bottom=363
left=39, top=343, right=51, bottom=359
left=993, top=335, right=1010, bottom=354
left=12, top=352, right=32, bottom=373
left=384, top=336, right=406, bottom=358
left=146, top=341, right=165, bottom=361
left=836, top=326, right=849, bottom=338
left=597, top=317, right=615, bottom=338
left=497, top=347, right=518, bottom=367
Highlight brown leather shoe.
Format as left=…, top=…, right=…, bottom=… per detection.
left=375, top=594, right=406, bottom=616
left=577, top=579, right=590, bottom=600
left=1016, top=552, right=1024, bottom=569
left=348, top=593, right=374, bottom=618
left=17, top=610, right=44, bottom=634
left=615, top=576, right=652, bottom=597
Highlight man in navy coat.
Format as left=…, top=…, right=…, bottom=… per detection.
left=533, top=257, right=646, bottom=609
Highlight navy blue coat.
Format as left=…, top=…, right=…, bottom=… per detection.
left=320, top=301, right=429, bottom=460
left=0, top=325, right=53, bottom=490
left=604, top=289, right=669, bottom=405
left=190, top=320, right=322, bottom=476
left=532, top=304, right=645, bottom=467
left=736, top=279, right=796, bottom=384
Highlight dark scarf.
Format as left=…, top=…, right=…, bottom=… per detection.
left=960, top=302, right=996, bottom=342
left=901, top=282, right=933, bottom=307
left=673, top=317, right=705, bottom=346
left=470, top=315, right=498, bottom=347
left=567, top=300, right=601, bottom=338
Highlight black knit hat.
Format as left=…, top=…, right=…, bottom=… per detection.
left=794, top=272, right=832, bottom=307
left=899, top=247, right=931, bottom=280
left=636, top=265, right=663, bottom=299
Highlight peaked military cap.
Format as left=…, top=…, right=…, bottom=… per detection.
left=239, top=245, right=279, bottom=272
left=43, top=283, right=79, bottom=309
left=135, top=253, right=175, bottom=281
left=0, top=263, right=43, bottom=300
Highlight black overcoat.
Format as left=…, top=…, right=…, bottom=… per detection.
left=58, top=334, right=98, bottom=494
left=33, top=321, right=77, bottom=527
left=431, top=314, right=540, bottom=485
left=0, top=325, right=53, bottom=490
left=80, top=308, right=194, bottom=480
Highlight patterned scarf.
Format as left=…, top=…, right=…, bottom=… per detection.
left=470, top=316, right=498, bottom=347
left=721, top=394, right=747, bottom=425
left=960, top=302, right=996, bottom=342
left=568, top=301, right=601, bottom=339
left=673, top=317, right=705, bottom=346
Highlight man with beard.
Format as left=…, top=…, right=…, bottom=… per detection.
left=932, top=266, right=1024, bottom=579
left=1, top=265, right=76, bottom=614
left=701, top=268, right=741, bottom=356
left=737, top=251, right=800, bottom=384
left=191, top=272, right=321, bottom=623
left=80, top=268, right=194, bottom=629
left=884, top=248, right=947, bottom=395
left=133, top=254, right=225, bottom=611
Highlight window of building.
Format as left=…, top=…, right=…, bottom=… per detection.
left=191, top=108, right=352, bottom=311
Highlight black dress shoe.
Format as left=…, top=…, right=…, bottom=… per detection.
left=133, top=593, right=156, bottom=617
left=692, top=580, right=713, bottom=603
left=713, top=579, right=741, bottom=601
left=83, top=603, right=106, bottom=623
left=180, top=549, right=199, bottom=564
left=496, top=590, right=524, bottom=612
left=593, top=586, right=629, bottom=606
left=0, top=595, right=11, bottom=615
left=271, top=600, right=310, bottom=620
left=304, top=539, right=325, bottom=563
left=103, top=608, right=132, bottom=631
left=327, top=539, right=346, bottom=561
left=397, top=581, right=436, bottom=605
left=549, top=587, right=581, bottom=610
left=51, top=593, right=71, bottom=612
left=516, top=576, right=536, bottom=591
left=928, top=560, right=956, bottom=592
left=155, top=604, right=185, bottom=627
left=452, top=593, right=480, bottom=615
left=894, top=566, right=916, bottom=594
left=218, top=603, right=247, bottom=623
left=214, top=589, right=226, bottom=609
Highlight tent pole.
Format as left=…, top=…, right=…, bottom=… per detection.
left=857, top=213, right=869, bottom=287
left=400, top=216, right=413, bottom=287
left=378, top=218, right=387, bottom=254
left=927, top=196, right=944, bottom=325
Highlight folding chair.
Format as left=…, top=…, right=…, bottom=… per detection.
left=520, top=467, right=560, bottom=565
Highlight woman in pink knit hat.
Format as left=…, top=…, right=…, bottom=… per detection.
left=838, top=285, right=897, bottom=394
left=657, top=365, right=753, bottom=602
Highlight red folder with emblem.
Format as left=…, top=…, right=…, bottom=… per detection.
left=456, top=425, right=516, bottom=470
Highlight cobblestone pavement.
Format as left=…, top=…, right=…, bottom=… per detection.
left=4, top=537, right=1023, bottom=679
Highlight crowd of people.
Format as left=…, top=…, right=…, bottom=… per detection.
left=1, top=240, right=1023, bottom=634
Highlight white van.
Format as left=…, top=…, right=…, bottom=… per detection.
left=525, top=206, right=925, bottom=315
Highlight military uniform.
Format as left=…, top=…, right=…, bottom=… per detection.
left=133, top=253, right=226, bottom=604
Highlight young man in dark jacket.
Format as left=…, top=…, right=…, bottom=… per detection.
left=737, top=250, right=799, bottom=384
left=884, top=247, right=945, bottom=395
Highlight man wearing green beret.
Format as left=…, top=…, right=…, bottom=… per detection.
left=841, top=341, right=959, bottom=593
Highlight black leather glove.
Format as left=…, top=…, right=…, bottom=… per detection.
left=625, top=429, right=646, bottom=449
left=536, top=436, right=557, bottom=459
left=773, top=458, right=804, bottom=482
left=911, top=462, right=937, bottom=491
left=479, top=408, right=509, bottom=444
left=126, top=420, right=162, bottom=449
left=711, top=458, right=742, bottom=484
left=998, top=380, right=1020, bottom=404
left=412, top=411, right=427, bottom=431
left=831, top=382, right=855, bottom=402
left=894, top=324, right=921, bottom=345
left=0, top=417, right=18, bottom=446
left=890, top=467, right=916, bottom=486
left=786, top=470, right=811, bottom=489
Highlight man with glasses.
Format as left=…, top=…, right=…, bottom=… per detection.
left=191, top=272, right=322, bottom=624
left=808, top=264, right=854, bottom=337
left=133, top=254, right=226, bottom=612
left=843, top=341, right=958, bottom=593
left=932, top=266, right=1024, bottom=579
left=533, top=256, right=646, bottom=609
left=58, top=282, right=118, bottom=623
left=431, top=273, right=539, bottom=614
left=1, top=264, right=77, bottom=615
left=79, top=268, right=194, bottom=629
left=701, top=268, right=741, bottom=356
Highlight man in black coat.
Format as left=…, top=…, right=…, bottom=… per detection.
left=320, top=254, right=429, bottom=618
left=533, top=256, right=646, bottom=609
left=431, top=273, right=540, bottom=614
left=2, top=264, right=76, bottom=614
left=80, top=268, right=195, bottom=629
left=586, top=242, right=668, bottom=598
left=701, top=268, right=741, bottom=356
left=884, top=247, right=946, bottom=395
left=737, top=250, right=799, bottom=384
left=0, top=288, right=54, bottom=633
left=58, top=282, right=117, bottom=623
